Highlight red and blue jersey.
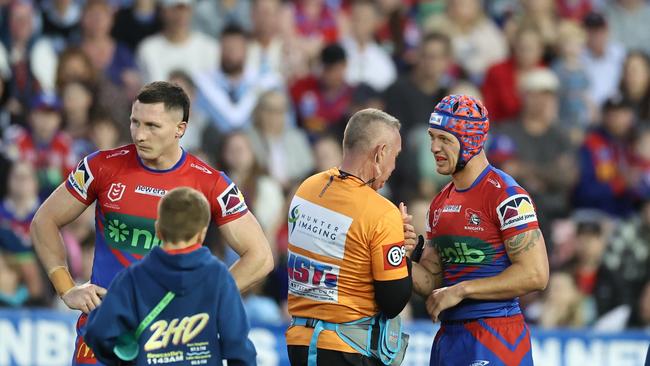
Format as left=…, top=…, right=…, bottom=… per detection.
left=64, top=144, right=248, bottom=290
left=426, top=165, right=539, bottom=321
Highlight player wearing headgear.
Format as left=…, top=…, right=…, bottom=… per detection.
left=409, top=95, right=549, bottom=366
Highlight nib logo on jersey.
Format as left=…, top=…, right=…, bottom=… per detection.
left=434, top=236, right=494, bottom=264
left=497, top=194, right=537, bottom=230
left=104, top=212, right=161, bottom=255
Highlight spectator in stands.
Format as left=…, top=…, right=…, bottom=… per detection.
left=495, top=69, right=576, bottom=248
left=167, top=70, right=211, bottom=153
left=0, top=252, right=28, bottom=307
left=111, top=0, right=162, bottom=52
left=556, top=0, right=593, bottom=21
left=384, top=32, right=451, bottom=134
left=246, top=0, right=290, bottom=79
left=290, top=43, right=353, bottom=138
left=55, top=47, right=131, bottom=135
left=425, top=0, right=507, bottom=81
left=0, top=162, right=45, bottom=304
left=3, top=94, right=76, bottom=198
left=552, top=20, right=593, bottom=135
left=608, top=197, right=650, bottom=308
left=630, top=129, right=650, bottom=200
left=289, top=0, right=339, bottom=63
left=618, top=51, right=650, bottom=123
left=573, top=95, right=635, bottom=217
left=481, top=27, right=544, bottom=123
left=40, top=0, right=82, bottom=49
left=374, top=0, right=420, bottom=70
left=504, top=0, right=559, bottom=57
left=537, top=271, right=587, bottom=328
left=88, top=111, right=121, bottom=152
left=580, top=12, right=626, bottom=107
left=628, top=280, right=650, bottom=329
left=216, top=131, right=284, bottom=241
left=79, top=0, right=140, bottom=97
left=193, top=0, right=252, bottom=39
left=5, top=1, right=58, bottom=122
left=570, top=219, right=626, bottom=319
left=312, top=134, right=342, bottom=173
left=605, top=0, right=650, bottom=55
left=194, top=24, right=282, bottom=133
left=248, top=90, right=314, bottom=189
left=61, top=80, right=96, bottom=156
left=341, top=0, right=396, bottom=92
left=136, top=0, right=218, bottom=83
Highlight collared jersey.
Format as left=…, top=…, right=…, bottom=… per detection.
left=65, top=144, right=248, bottom=289
left=286, top=168, right=408, bottom=352
left=426, top=165, right=539, bottom=321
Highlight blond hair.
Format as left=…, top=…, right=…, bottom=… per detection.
left=157, top=187, right=210, bottom=243
left=343, top=108, right=400, bottom=152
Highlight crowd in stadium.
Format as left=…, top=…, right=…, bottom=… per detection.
left=0, top=0, right=649, bottom=332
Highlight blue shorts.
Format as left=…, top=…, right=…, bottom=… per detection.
left=430, top=314, right=533, bottom=366
left=72, top=313, right=106, bottom=366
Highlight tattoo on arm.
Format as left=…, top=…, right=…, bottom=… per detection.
left=505, top=229, right=541, bottom=257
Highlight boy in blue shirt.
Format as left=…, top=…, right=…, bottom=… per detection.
left=84, top=187, right=256, bottom=365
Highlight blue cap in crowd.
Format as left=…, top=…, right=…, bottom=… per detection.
left=30, top=93, right=62, bottom=112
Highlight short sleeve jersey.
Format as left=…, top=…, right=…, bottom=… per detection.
left=65, top=145, right=248, bottom=289
left=426, top=165, right=539, bottom=321
left=286, top=168, right=408, bottom=352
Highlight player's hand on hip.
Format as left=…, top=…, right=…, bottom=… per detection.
left=426, top=285, right=464, bottom=322
left=61, top=283, right=107, bottom=314
left=399, top=202, right=417, bottom=254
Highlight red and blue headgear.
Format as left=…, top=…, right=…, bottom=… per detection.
left=429, top=94, right=490, bottom=172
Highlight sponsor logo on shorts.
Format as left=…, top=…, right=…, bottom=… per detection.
left=288, top=250, right=339, bottom=302
left=217, top=183, right=247, bottom=216
left=135, top=185, right=167, bottom=198
left=75, top=337, right=96, bottom=363
left=67, top=157, right=94, bottom=199
left=497, top=194, right=537, bottom=230
left=469, top=361, right=490, bottom=366
left=383, top=243, right=406, bottom=270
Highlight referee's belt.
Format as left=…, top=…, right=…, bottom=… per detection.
left=291, top=315, right=408, bottom=366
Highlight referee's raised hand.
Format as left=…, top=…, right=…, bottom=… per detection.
left=399, top=202, right=417, bottom=255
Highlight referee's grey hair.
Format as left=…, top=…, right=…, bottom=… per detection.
left=343, top=108, right=401, bottom=152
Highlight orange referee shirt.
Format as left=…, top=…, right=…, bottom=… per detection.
left=286, top=168, right=408, bottom=352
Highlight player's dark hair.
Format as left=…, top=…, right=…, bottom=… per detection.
left=136, top=81, right=190, bottom=122
left=157, top=187, right=210, bottom=243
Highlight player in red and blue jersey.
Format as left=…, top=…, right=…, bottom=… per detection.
left=30, top=81, right=273, bottom=365
left=410, top=95, right=549, bottom=366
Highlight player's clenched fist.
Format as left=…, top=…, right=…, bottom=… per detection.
left=62, top=283, right=107, bottom=314
left=426, top=285, right=464, bottom=322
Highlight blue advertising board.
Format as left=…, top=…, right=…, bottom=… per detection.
left=0, top=309, right=647, bottom=366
